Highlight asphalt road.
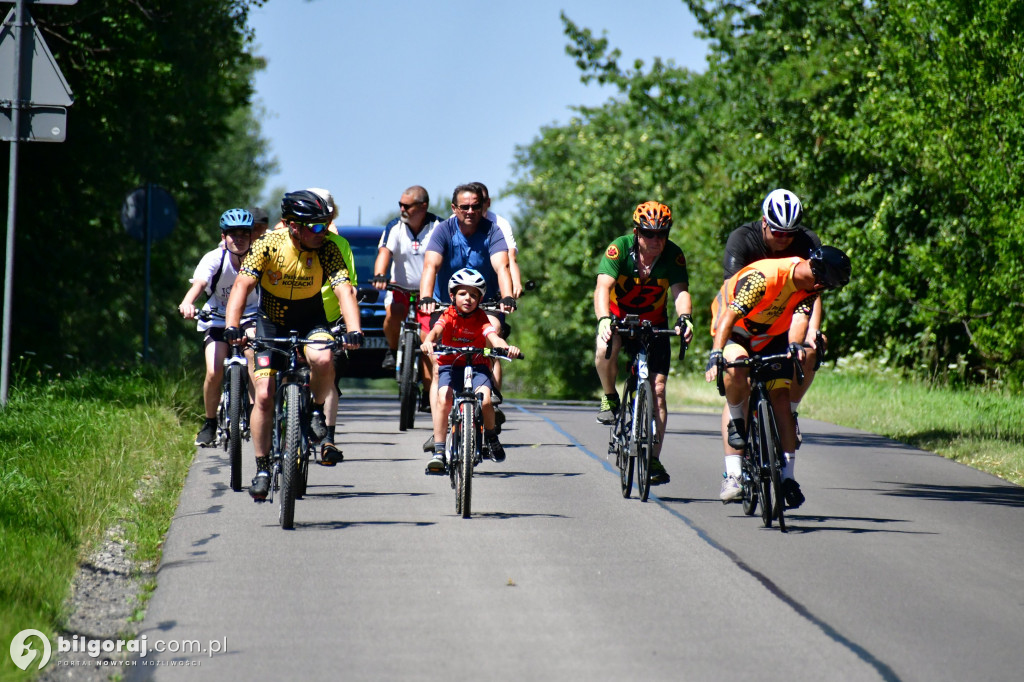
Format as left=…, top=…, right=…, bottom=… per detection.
left=127, top=396, right=1024, bottom=682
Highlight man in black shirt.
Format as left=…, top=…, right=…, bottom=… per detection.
left=716, top=189, right=824, bottom=503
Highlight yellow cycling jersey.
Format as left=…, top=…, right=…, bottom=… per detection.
left=241, top=230, right=351, bottom=328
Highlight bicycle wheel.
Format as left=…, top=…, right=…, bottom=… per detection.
left=398, top=332, right=418, bottom=431
left=635, top=381, right=655, bottom=502
left=227, top=365, right=244, bottom=492
left=618, top=388, right=635, bottom=498
left=741, top=417, right=759, bottom=515
left=457, top=401, right=475, bottom=518
left=754, top=402, right=774, bottom=528
left=764, top=402, right=786, bottom=532
left=279, top=383, right=302, bottom=530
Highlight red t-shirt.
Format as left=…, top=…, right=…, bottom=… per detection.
left=434, top=306, right=496, bottom=367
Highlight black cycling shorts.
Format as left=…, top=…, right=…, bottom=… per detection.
left=253, top=317, right=333, bottom=378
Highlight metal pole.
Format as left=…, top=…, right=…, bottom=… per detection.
left=1, top=0, right=27, bottom=406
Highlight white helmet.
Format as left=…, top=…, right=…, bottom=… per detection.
left=762, top=188, right=803, bottom=232
left=448, top=268, right=487, bottom=300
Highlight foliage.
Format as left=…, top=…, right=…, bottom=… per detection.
left=0, top=0, right=273, bottom=371
left=508, top=1, right=1024, bottom=397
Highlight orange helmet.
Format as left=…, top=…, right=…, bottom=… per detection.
left=632, top=201, right=672, bottom=231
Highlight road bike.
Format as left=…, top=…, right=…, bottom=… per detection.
left=197, top=310, right=254, bottom=492
left=385, top=283, right=423, bottom=431
left=429, top=344, right=521, bottom=519
left=249, top=332, right=336, bottom=530
left=604, top=315, right=684, bottom=502
left=717, top=350, right=803, bottom=531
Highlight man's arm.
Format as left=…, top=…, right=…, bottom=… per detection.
left=670, top=283, right=693, bottom=343
left=224, top=274, right=257, bottom=332
left=509, top=249, right=523, bottom=299
left=705, top=307, right=740, bottom=382
left=419, top=250, right=443, bottom=313
left=594, top=273, right=616, bottom=342
left=334, top=282, right=362, bottom=347
left=489, top=250, right=512, bottom=304
left=372, top=246, right=392, bottom=290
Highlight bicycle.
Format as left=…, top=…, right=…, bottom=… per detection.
left=385, top=283, right=423, bottom=431
left=604, top=315, right=685, bottom=502
left=717, top=350, right=804, bottom=531
left=197, top=310, right=254, bottom=492
left=429, top=344, right=522, bottom=519
left=249, top=332, right=336, bottom=530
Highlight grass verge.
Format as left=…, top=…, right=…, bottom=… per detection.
left=665, top=356, right=1024, bottom=486
left=0, top=369, right=196, bottom=682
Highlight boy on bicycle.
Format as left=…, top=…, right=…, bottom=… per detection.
left=178, top=208, right=259, bottom=446
left=420, top=268, right=521, bottom=475
left=594, top=201, right=694, bottom=485
left=705, top=246, right=851, bottom=508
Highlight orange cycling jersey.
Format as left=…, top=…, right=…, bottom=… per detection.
left=433, top=306, right=496, bottom=367
left=711, top=257, right=817, bottom=351
left=240, top=230, right=351, bottom=329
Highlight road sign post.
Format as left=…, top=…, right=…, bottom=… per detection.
left=1, top=0, right=76, bottom=406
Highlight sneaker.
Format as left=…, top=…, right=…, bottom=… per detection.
left=719, top=474, right=742, bottom=502
left=649, top=457, right=670, bottom=485
left=793, top=412, right=802, bottom=449
left=425, top=452, right=446, bottom=475
left=727, top=418, right=747, bottom=450
left=320, top=442, right=343, bottom=466
left=310, top=411, right=328, bottom=442
left=782, top=478, right=805, bottom=509
left=596, top=396, right=619, bottom=425
left=194, top=419, right=217, bottom=447
left=381, top=349, right=397, bottom=371
left=423, top=434, right=435, bottom=452
left=249, top=471, right=270, bottom=500
left=493, top=406, right=505, bottom=435
left=484, top=435, right=506, bottom=463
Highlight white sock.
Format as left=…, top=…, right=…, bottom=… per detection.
left=727, top=401, right=744, bottom=421
left=724, top=455, right=742, bottom=478
left=782, top=452, right=796, bottom=479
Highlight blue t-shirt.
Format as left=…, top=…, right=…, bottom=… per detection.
left=425, top=216, right=508, bottom=303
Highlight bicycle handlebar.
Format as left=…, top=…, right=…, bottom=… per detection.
left=716, top=349, right=806, bottom=397
left=249, top=335, right=337, bottom=356
left=428, top=344, right=525, bottom=361
left=602, top=315, right=687, bottom=362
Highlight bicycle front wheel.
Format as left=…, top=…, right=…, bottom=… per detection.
left=279, top=383, right=302, bottom=530
left=457, top=402, right=475, bottom=518
left=754, top=402, right=774, bottom=528
left=635, top=381, right=655, bottom=502
left=227, top=365, right=244, bottom=492
left=618, top=390, right=635, bottom=498
left=398, top=332, right=418, bottom=431
left=764, top=402, right=786, bottom=532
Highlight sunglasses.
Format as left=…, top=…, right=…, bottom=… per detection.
left=294, top=221, right=328, bottom=234
left=455, top=203, right=482, bottom=212
left=769, top=228, right=795, bottom=238
left=638, top=229, right=667, bottom=239
left=399, top=201, right=423, bottom=210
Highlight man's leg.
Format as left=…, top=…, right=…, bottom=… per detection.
left=719, top=344, right=751, bottom=502
left=305, top=344, right=335, bottom=443
left=381, top=299, right=406, bottom=370
left=770, top=385, right=805, bottom=509
left=248, top=374, right=275, bottom=499
left=594, top=334, right=621, bottom=424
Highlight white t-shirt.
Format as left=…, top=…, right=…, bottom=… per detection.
left=190, top=245, right=259, bottom=331
left=378, top=214, right=442, bottom=290
left=487, top=210, right=517, bottom=252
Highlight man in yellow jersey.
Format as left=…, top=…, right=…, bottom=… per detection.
left=225, top=190, right=363, bottom=500
left=705, top=246, right=851, bottom=509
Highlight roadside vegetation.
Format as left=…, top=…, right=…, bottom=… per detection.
left=0, top=370, right=196, bottom=682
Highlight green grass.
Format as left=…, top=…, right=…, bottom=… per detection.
left=0, top=369, right=196, bottom=682
left=665, top=354, right=1024, bottom=486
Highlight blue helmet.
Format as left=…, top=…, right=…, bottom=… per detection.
left=220, top=208, right=254, bottom=232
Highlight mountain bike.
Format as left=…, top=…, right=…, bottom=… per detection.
left=604, top=315, right=685, bottom=502
left=717, top=350, right=803, bottom=531
left=249, top=332, right=336, bottom=530
left=386, top=283, right=423, bottom=431
left=429, top=344, right=522, bottom=519
left=197, top=310, right=254, bottom=492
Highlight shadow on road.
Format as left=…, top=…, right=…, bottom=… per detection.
left=880, top=481, right=1024, bottom=507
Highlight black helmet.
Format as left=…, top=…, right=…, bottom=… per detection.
left=281, top=190, right=331, bottom=223
left=808, top=246, right=851, bottom=289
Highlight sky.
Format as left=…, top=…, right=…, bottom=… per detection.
left=247, top=0, right=709, bottom=226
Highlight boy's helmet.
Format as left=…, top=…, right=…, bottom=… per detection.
left=220, top=208, right=253, bottom=232
left=448, top=268, right=487, bottom=300
left=762, top=189, right=803, bottom=231
left=632, top=201, right=672, bottom=231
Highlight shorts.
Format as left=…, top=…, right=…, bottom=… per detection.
left=623, top=333, right=671, bottom=377
left=388, top=290, right=432, bottom=334
left=253, top=317, right=333, bottom=379
left=725, top=332, right=794, bottom=391
left=203, top=320, right=256, bottom=349
left=437, top=363, right=495, bottom=394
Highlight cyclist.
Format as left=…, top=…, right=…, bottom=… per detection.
left=418, top=183, right=515, bottom=454
left=716, top=189, right=825, bottom=501
left=420, top=268, right=521, bottom=474
left=372, top=185, right=442, bottom=403
left=594, top=201, right=694, bottom=486
left=178, top=208, right=259, bottom=446
left=705, top=246, right=851, bottom=509
left=225, top=190, right=363, bottom=501
left=248, top=206, right=270, bottom=241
